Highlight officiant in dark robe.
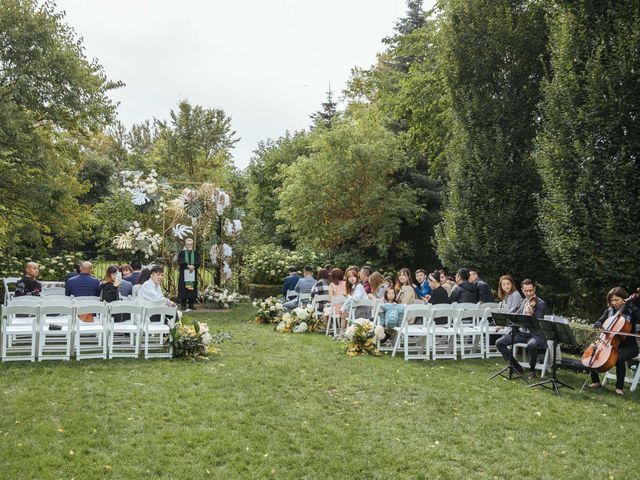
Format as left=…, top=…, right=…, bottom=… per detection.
left=177, top=237, right=201, bottom=310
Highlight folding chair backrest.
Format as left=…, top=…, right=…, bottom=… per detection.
left=41, top=295, right=70, bottom=302
left=458, top=307, right=486, bottom=326
left=2, top=304, right=39, bottom=326
left=453, top=302, right=478, bottom=310
left=331, top=295, right=346, bottom=306
left=75, top=303, right=109, bottom=324
left=430, top=303, right=453, bottom=311
left=110, top=303, right=144, bottom=316
left=42, top=287, right=66, bottom=296
left=481, top=302, right=501, bottom=310
left=350, top=298, right=378, bottom=321
left=8, top=296, right=41, bottom=305
left=74, top=296, right=101, bottom=302
left=144, top=305, right=178, bottom=326
left=40, top=304, right=74, bottom=318
left=41, top=298, right=73, bottom=308
left=401, top=304, right=431, bottom=325
left=312, top=294, right=330, bottom=314
left=3, top=277, right=20, bottom=304
left=430, top=308, right=461, bottom=328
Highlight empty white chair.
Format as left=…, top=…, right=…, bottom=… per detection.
left=42, top=287, right=66, bottom=296
left=391, top=304, right=432, bottom=360
left=143, top=305, right=177, bottom=359
left=74, top=303, right=108, bottom=360
left=457, top=307, right=486, bottom=359
left=108, top=302, right=143, bottom=358
left=3, top=277, right=20, bottom=305
left=430, top=307, right=461, bottom=360
left=1, top=304, right=39, bottom=362
left=325, top=295, right=346, bottom=337
left=38, top=304, right=74, bottom=361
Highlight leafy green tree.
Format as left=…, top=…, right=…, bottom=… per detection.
left=126, top=120, right=157, bottom=171
left=534, top=0, right=640, bottom=294
left=0, top=0, right=121, bottom=253
left=78, top=150, right=115, bottom=205
left=244, top=131, right=312, bottom=249
left=436, top=0, right=551, bottom=282
left=154, top=100, right=238, bottom=182
left=276, top=105, right=422, bottom=261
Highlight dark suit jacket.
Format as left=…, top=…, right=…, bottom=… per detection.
left=65, top=273, right=100, bottom=297
left=282, top=274, right=300, bottom=296
left=510, top=296, right=547, bottom=348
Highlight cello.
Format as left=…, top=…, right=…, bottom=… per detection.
left=581, top=290, right=640, bottom=373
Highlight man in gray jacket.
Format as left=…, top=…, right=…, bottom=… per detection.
left=283, top=266, right=316, bottom=311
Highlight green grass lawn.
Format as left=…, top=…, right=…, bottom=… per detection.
left=1, top=304, right=638, bottom=479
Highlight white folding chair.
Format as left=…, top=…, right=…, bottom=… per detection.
left=74, top=303, right=108, bottom=360
left=457, top=307, right=486, bottom=359
left=38, top=304, right=74, bottom=361
left=42, top=287, right=66, bottom=296
left=391, top=304, right=432, bottom=360
left=286, top=290, right=298, bottom=302
left=348, top=297, right=379, bottom=322
left=108, top=302, right=143, bottom=358
left=326, top=295, right=346, bottom=337
left=143, top=305, right=177, bottom=359
left=602, top=354, right=640, bottom=392
left=1, top=304, right=38, bottom=362
left=513, top=340, right=552, bottom=377
left=297, top=292, right=312, bottom=306
left=8, top=296, right=41, bottom=306
left=3, top=277, right=20, bottom=305
left=430, top=307, right=461, bottom=360
left=484, top=307, right=509, bottom=358
left=452, top=302, right=478, bottom=310
left=311, top=294, right=330, bottom=320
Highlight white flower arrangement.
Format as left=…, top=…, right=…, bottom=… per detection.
left=119, top=170, right=165, bottom=210
left=275, top=304, right=321, bottom=333
left=343, top=318, right=384, bottom=356
left=113, top=224, right=162, bottom=258
left=201, top=285, right=248, bottom=309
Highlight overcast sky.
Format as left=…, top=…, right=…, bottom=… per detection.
left=56, top=0, right=433, bottom=169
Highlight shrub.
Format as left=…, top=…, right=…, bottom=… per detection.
left=241, top=244, right=327, bottom=284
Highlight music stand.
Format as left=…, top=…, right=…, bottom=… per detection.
left=488, top=312, right=528, bottom=382
left=527, top=316, right=576, bottom=397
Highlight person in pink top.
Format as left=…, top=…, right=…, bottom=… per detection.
left=324, top=268, right=346, bottom=324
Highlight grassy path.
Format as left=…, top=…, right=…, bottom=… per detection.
left=1, top=304, right=638, bottom=479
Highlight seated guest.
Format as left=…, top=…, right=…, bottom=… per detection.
left=359, top=266, right=372, bottom=294
left=99, top=266, right=121, bottom=302
left=324, top=268, right=346, bottom=323
left=414, top=269, right=432, bottom=302
left=439, top=271, right=455, bottom=295
left=588, top=287, right=640, bottom=396
left=118, top=265, right=134, bottom=298
left=449, top=268, right=478, bottom=303
left=497, top=274, right=522, bottom=311
left=378, top=287, right=403, bottom=328
left=310, top=268, right=330, bottom=314
left=132, top=268, right=151, bottom=298
left=283, top=266, right=316, bottom=310
left=426, top=270, right=451, bottom=305
left=124, top=260, right=142, bottom=285
left=282, top=266, right=300, bottom=300
left=339, top=266, right=367, bottom=335
left=469, top=268, right=495, bottom=303
left=495, top=279, right=547, bottom=379
left=137, top=265, right=175, bottom=306
left=64, top=262, right=81, bottom=283
left=65, top=261, right=100, bottom=297
left=14, top=262, right=42, bottom=297
left=395, top=268, right=416, bottom=304
left=368, top=272, right=387, bottom=300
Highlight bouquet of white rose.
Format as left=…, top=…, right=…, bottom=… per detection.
left=275, top=304, right=320, bottom=333
left=343, top=318, right=385, bottom=356
left=253, top=296, right=284, bottom=324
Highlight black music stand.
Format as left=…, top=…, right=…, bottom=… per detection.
left=488, top=312, right=532, bottom=382
left=527, top=316, right=576, bottom=397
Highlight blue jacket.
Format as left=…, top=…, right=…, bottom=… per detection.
left=124, top=271, right=141, bottom=285
left=118, top=279, right=133, bottom=298
left=415, top=280, right=432, bottom=299
left=65, top=273, right=100, bottom=297
left=282, top=274, right=300, bottom=295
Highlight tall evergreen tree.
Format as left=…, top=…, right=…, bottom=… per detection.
left=436, top=0, right=551, bottom=282
left=535, top=0, right=640, bottom=294
left=310, top=85, right=338, bottom=129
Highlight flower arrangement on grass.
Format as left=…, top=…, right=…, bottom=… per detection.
left=343, top=318, right=386, bottom=357
left=253, top=297, right=284, bottom=324
left=275, top=304, right=321, bottom=333
left=169, top=319, right=232, bottom=360
left=201, top=285, right=248, bottom=309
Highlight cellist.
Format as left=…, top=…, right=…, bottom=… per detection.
left=588, top=287, right=640, bottom=396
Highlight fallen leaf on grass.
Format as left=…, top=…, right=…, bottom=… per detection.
left=57, top=428, right=65, bottom=433
left=103, top=465, right=112, bottom=471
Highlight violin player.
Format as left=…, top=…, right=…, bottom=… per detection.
left=588, top=287, right=640, bottom=396
left=495, top=279, right=548, bottom=380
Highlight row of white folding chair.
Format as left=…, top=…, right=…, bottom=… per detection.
left=1, top=302, right=176, bottom=361
left=390, top=304, right=492, bottom=361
